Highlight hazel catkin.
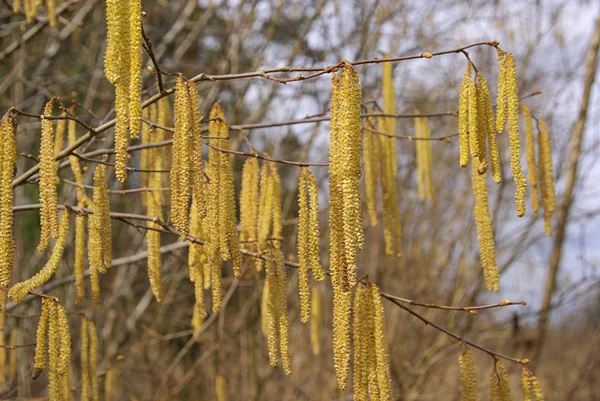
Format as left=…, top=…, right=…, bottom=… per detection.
left=9, top=211, right=70, bottom=304
left=459, top=349, right=477, bottom=401
left=363, top=116, right=380, bottom=226
left=39, top=98, right=59, bottom=251
left=537, top=120, right=555, bottom=236
left=33, top=299, right=51, bottom=379
left=128, top=0, right=142, bottom=139
left=88, top=165, right=112, bottom=274
left=0, top=113, right=17, bottom=288
left=478, top=73, right=502, bottom=183
left=458, top=62, right=472, bottom=168
left=80, top=318, right=90, bottom=401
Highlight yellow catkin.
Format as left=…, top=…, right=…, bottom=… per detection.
left=530, top=375, right=544, bottom=401
left=310, top=287, right=321, bottom=356
left=33, top=299, right=51, bottom=379
left=306, top=171, right=325, bottom=281
left=372, top=285, right=393, bottom=401
left=54, top=115, right=65, bottom=162
left=471, top=158, right=500, bottom=291
left=128, top=0, right=142, bottom=139
left=458, top=62, right=472, bottom=167
left=67, top=114, right=86, bottom=304
left=363, top=117, right=379, bottom=226
left=339, top=65, right=363, bottom=288
left=189, top=196, right=207, bottom=330
left=89, top=259, right=101, bottom=305
left=496, top=50, right=508, bottom=134
left=297, top=169, right=311, bottom=323
left=48, top=301, right=59, bottom=401
left=275, top=248, right=291, bottom=375
left=468, top=82, right=482, bottom=164
left=45, top=0, right=57, bottom=28
left=104, top=368, right=116, bottom=401
left=13, top=0, right=21, bottom=13
left=215, top=375, right=226, bottom=401
left=60, top=367, right=72, bottom=401
left=379, top=116, right=402, bottom=257
left=521, top=104, right=539, bottom=213
left=537, top=120, right=555, bottom=236
left=88, top=320, right=99, bottom=401
left=80, top=319, right=90, bottom=401
left=265, top=247, right=279, bottom=367
left=353, top=285, right=375, bottom=401
left=239, top=158, right=259, bottom=272
left=171, top=76, right=191, bottom=239
left=9, top=327, right=17, bottom=381
left=459, top=349, right=477, bottom=401
left=0, top=114, right=17, bottom=288
left=39, top=98, right=59, bottom=251
left=381, top=57, right=398, bottom=177
left=206, top=102, right=241, bottom=290
left=260, top=278, right=269, bottom=337
left=257, top=164, right=273, bottom=254
left=188, top=83, right=206, bottom=219
left=495, top=360, right=512, bottom=401
left=505, top=53, right=527, bottom=217
left=415, top=115, right=434, bottom=201
left=9, top=211, right=70, bottom=304
left=24, top=0, right=35, bottom=23
left=56, top=304, right=71, bottom=376
left=88, top=165, right=111, bottom=274
left=478, top=73, right=502, bottom=183
left=106, top=0, right=132, bottom=182
left=474, top=80, right=488, bottom=174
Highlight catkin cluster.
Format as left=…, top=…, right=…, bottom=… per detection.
left=0, top=113, right=17, bottom=288
left=263, top=245, right=291, bottom=375
left=39, top=98, right=59, bottom=251
left=459, top=349, right=477, bottom=401
left=297, top=168, right=325, bottom=323
left=32, top=299, right=71, bottom=401
left=9, top=211, right=70, bottom=304
left=81, top=317, right=99, bottom=401
left=490, top=360, right=512, bottom=401
left=353, top=284, right=394, bottom=401
left=205, top=102, right=242, bottom=311
left=457, top=66, right=503, bottom=182
left=522, top=369, right=544, bottom=401
left=88, top=164, right=111, bottom=305
left=104, top=0, right=143, bottom=181
left=414, top=114, right=435, bottom=201
left=496, top=50, right=527, bottom=216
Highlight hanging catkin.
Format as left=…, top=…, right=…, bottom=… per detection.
left=477, top=73, right=502, bottom=183
left=128, top=0, right=142, bottom=139
left=310, top=287, right=321, bottom=356
left=471, top=157, right=500, bottom=291
left=306, top=171, right=324, bottom=280
left=329, top=65, right=363, bottom=292
left=46, top=0, right=57, bottom=28
left=189, top=195, right=207, bottom=331
left=39, top=98, right=59, bottom=251
left=80, top=319, right=90, bottom=401
left=297, top=169, right=311, bottom=323
left=537, top=120, right=555, bottom=236
left=458, top=62, right=472, bottom=167
left=353, top=285, right=375, bottom=401
left=88, top=164, right=111, bottom=274
left=188, top=82, right=207, bottom=218
left=88, top=319, right=99, bottom=401
left=381, top=56, right=398, bottom=177
left=415, top=114, right=434, bottom=201
left=56, top=304, right=71, bottom=377
left=47, top=301, right=59, bottom=401
left=9, top=211, right=70, bottom=304
left=459, top=349, right=477, bottom=401
left=0, top=113, right=17, bottom=288
left=171, top=76, right=192, bottom=239
left=33, top=299, right=51, bottom=379
left=498, top=51, right=527, bottom=216
left=240, top=158, right=260, bottom=271
left=521, top=104, right=539, bottom=213
left=467, top=81, right=486, bottom=171
left=363, top=116, right=379, bottom=226
left=371, top=285, right=393, bottom=401
left=378, top=115, right=403, bottom=257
